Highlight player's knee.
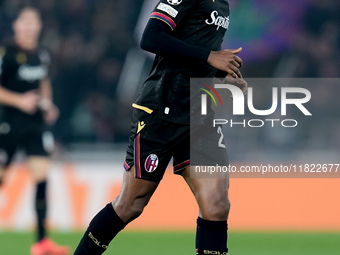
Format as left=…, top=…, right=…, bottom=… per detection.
left=113, top=194, right=151, bottom=223
left=129, top=199, right=146, bottom=219
left=201, top=197, right=230, bottom=221
left=213, top=198, right=230, bottom=220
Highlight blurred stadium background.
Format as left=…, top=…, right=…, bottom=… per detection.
left=0, top=0, right=339, bottom=254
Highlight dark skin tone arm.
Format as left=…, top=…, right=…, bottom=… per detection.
left=208, top=47, right=243, bottom=78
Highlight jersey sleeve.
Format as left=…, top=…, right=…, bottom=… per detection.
left=150, top=0, right=197, bottom=31
left=141, top=19, right=210, bottom=61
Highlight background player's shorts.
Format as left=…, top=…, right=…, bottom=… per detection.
left=124, top=107, right=229, bottom=182
left=0, top=121, right=51, bottom=168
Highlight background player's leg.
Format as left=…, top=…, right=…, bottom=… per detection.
left=28, top=156, right=50, bottom=242
left=182, top=167, right=230, bottom=255
left=74, top=167, right=159, bottom=255
left=28, top=156, right=50, bottom=182
left=28, top=156, right=70, bottom=255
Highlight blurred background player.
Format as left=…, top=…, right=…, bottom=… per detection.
left=0, top=6, right=69, bottom=255
left=74, top=0, right=245, bottom=254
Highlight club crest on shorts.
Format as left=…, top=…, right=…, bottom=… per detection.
left=144, top=154, right=159, bottom=173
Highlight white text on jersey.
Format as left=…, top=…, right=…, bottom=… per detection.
left=17, top=64, right=47, bottom=82
left=205, top=10, right=230, bottom=31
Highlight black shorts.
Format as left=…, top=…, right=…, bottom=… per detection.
left=124, top=106, right=229, bottom=182
left=0, top=121, right=52, bottom=168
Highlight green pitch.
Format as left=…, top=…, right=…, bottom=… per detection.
left=0, top=231, right=339, bottom=255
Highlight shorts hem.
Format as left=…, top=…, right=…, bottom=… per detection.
left=123, top=161, right=131, bottom=171
left=173, top=159, right=190, bottom=175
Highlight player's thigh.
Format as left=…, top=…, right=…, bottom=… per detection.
left=112, top=166, right=159, bottom=223
left=27, top=156, right=50, bottom=182
left=182, top=166, right=230, bottom=221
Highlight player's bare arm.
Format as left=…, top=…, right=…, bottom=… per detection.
left=39, top=78, right=59, bottom=125
left=0, top=85, right=39, bottom=114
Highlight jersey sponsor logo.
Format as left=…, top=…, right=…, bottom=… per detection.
left=17, top=64, right=47, bottom=82
left=137, top=121, right=146, bottom=133
left=157, top=3, right=178, bottom=18
left=145, top=154, right=159, bottom=173
left=205, top=10, right=230, bottom=31
left=167, top=0, right=182, bottom=5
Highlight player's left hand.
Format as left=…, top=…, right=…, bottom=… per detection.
left=224, top=73, right=248, bottom=95
left=41, top=102, right=60, bottom=125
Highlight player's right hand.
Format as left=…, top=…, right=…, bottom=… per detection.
left=207, top=47, right=243, bottom=78
left=16, top=90, right=39, bottom=114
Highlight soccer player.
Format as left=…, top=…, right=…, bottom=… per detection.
left=0, top=6, right=69, bottom=255
left=74, top=0, right=246, bottom=254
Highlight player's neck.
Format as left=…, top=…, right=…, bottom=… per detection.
left=15, top=36, right=38, bottom=51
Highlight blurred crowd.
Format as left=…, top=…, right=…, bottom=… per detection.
left=0, top=0, right=339, bottom=154
left=293, top=0, right=340, bottom=77
left=228, top=0, right=340, bottom=160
